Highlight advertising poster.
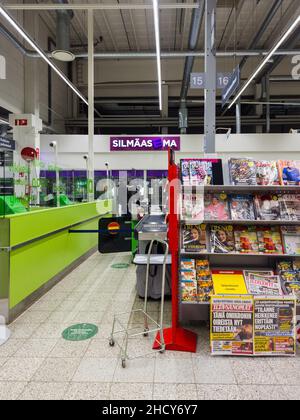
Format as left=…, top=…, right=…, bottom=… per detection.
left=254, top=297, right=296, bottom=356
left=210, top=296, right=254, bottom=356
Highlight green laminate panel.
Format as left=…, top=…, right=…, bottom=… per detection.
left=9, top=218, right=99, bottom=309
left=7, top=200, right=112, bottom=247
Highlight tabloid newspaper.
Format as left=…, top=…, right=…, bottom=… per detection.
left=210, top=296, right=254, bottom=356
left=247, top=273, right=283, bottom=297
left=254, top=297, right=296, bottom=356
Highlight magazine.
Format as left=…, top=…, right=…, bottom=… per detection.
left=255, top=160, right=280, bottom=186
left=196, top=259, right=214, bottom=302
left=278, top=160, right=300, bottom=186
left=276, top=260, right=293, bottom=273
left=212, top=270, right=248, bottom=295
left=281, top=273, right=300, bottom=304
left=279, top=194, right=300, bottom=221
left=229, top=194, right=255, bottom=221
left=181, top=192, right=204, bottom=221
left=247, top=273, right=283, bottom=296
left=254, top=297, right=296, bottom=356
left=297, top=316, right=300, bottom=348
left=181, top=258, right=195, bottom=271
left=182, top=224, right=207, bottom=253
left=210, top=225, right=235, bottom=254
left=204, top=193, right=230, bottom=221
left=281, top=226, right=300, bottom=255
left=210, top=296, right=254, bottom=356
left=181, top=269, right=197, bottom=302
left=256, top=226, right=283, bottom=254
left=228, top=157, right=257, bottom=186
left=181, top=160, right=190, bottom=186
left=254, top=194, right=281, bottom=221
left=234, top=226, right=259, bottom=254
left=190, top=160, right=210, bottom=186
left=180, top=158, right=224, bottom=186
left=243, top=270, right=274, bottom=290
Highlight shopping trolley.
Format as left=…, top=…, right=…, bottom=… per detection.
left=109, top=239, right=169, bottom=368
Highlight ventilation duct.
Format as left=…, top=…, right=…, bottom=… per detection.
left=52, top=1, right=75, bottom=62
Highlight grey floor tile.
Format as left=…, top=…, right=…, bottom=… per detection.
left=283, top=386, right=300, bottom=400
left=0, top=382, right=28, bottom=400
left=14, top=339, right=58, bottom=358
left=238, top=385, right=287, bottom=400
left=110, top=383, right=153, bottom=400
left=114, top=357, right=155, bottom=383
left=72, top=358, right=117, bottom=383
left=85, top=339, right=121, bottom=359
left=0, top=358, right=7, bottom=367
left=31, top=322, right=68, bottom=339
left=197, top=384, right=240, bottom=400
left=64, top=382, right=110, bottom=400
left=193, top=357, right=236, bottom=385
left=14, top=310, right=52, bottom=325
left=155, top=358, right=195, bottom=384
left=18, top=382, right=69, bottom=400
left=0, top=358, right=44, bottom=381
left=153, top=383, right=197, bottom=400
left=0, top=339, right=25, bottom=357
left=8, top=323, right=37, bottom=339
left=32, top=358, right=81, bottom=382
left=49, top=339, right=89, bottom=358
left=231, top=359, right=278, bottom=385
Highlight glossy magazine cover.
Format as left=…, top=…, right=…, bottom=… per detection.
left=229, top=158, right=256, bottom=186
left=210, top=225, right=235, bottom=254
left=256, top=160, right=280, bottom=186
left=204, top=193, right=230, bottom=221
left=278, top=160, right=300, bottom=186
left=229, top=194, right=255, bottom=220
left=234, top=226, right=259, bottom=254
left=254, top=194, right=281, bottom=221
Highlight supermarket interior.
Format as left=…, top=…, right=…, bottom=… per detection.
left=0, top=0, right=300, bottom=402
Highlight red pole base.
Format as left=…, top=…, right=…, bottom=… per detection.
left=153, top=327, right=198, bottom=353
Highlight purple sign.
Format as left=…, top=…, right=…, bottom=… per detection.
left=110, top=136, right=180, bottom=152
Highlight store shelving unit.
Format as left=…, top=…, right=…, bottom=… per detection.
left=180, top=174, right=300, bottom=322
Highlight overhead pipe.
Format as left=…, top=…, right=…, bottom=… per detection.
left=52, top=0, right=75, bottom=62
left=0, top=23, right=299, bottom=59
left=179, top=0, right=205, bottom=133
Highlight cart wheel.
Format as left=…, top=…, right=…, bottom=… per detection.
left=159, top=346, right=165, bottom=354
left=143, top=328, right=149, bottom=337
left=109, top=338, right=115, bottom=347
left=121, top=359, right=126, bottom=368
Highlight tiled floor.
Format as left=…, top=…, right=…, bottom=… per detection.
left=0, top=252, right=300, bottom=400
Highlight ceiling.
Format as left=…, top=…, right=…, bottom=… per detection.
left=4, top=0, right=299, bottom=53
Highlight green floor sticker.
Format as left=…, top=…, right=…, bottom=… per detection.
left=111, top=263, right=130, bottom=269
left=62, top=323, right=98, bottom=341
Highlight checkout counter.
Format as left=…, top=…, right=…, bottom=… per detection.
left=0, top=200, right=112, bottom=323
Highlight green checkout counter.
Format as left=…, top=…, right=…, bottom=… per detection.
left=0, top=200, right=112, bottom=323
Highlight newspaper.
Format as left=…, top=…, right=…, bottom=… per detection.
left=254, top=297, right=296, bottom=356
left=210, top=296, right=254, bottom=356
left=248, top=274, right=283, bottom=296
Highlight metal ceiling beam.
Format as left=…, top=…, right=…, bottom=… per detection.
left=239, top=0, right=283, bottom=70
left=4, top=3, right=200, bottom=11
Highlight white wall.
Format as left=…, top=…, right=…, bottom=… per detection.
left=0, top=9, right=69, bottom=132
left=40, top=133, right=300, bottom=171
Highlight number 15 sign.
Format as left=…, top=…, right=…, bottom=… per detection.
left=190, top=73, right=230, bottom=89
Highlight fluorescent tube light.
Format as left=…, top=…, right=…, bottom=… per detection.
left=153, top=0, right=162, bottom=111
left=0, top=5, right=89, bottom=106
left=229, top=15, right=300, bottom=109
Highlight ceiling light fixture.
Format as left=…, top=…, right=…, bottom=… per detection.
left=152, top=0, right=162, bottom=111
left=229, top=15, right=300, bottom=109
left=0, top=5, right=89, bottom=106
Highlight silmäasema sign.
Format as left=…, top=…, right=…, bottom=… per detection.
left=110, top=136, right=180, bottom=152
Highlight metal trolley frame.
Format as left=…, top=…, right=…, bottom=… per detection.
left=109, top=239, right=169, bottom=368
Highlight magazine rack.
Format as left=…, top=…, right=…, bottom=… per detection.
left=179, top=162, right=300, bottom=323
left=153, top=149, right=197, bottom=353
